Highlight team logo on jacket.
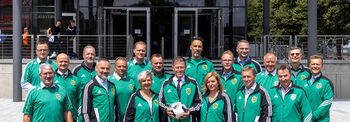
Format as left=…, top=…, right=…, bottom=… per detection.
left=274, top=81, right=279, bottom=86
left=186, top=88, right=191, bottom=95
left=213, top=103, right=218, bottom=109
left=154, top=100, right=159, bottom=106
left=81, top=74, right=86, bottom=77
left=111, top=88, right=115, bottom=94
left=71, top=80, right=76, bottom=85
left=187, top=65, right=191, bottom=68
left=56, top=94, right=61, bottom=100
left=238, top=96, right=242, bottom=100
left=316, top=83, right=322, bottom=89
left=203, top=65, right=208, bottom=70
left=251, top=96, right=257, bottom=103
left=304, top=84, right=308, bottom=87
left=274, top=95, right=278, bottom=98
left=129, top=84, right=133, bottom=90
left=232, top=78, right=237, bottom=85
left=55, top=80, right=59, bottom=83
left=301, top=75, right=306, bottom=80
left=291, top=94, right=296, bottom=101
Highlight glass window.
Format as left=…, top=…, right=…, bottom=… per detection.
left=233, top=0, right=245, bottom=6
left=175, top=0, right=205, bottom=6
left=113, top=0, right=151, bottom=6
left=38, top=0, right=55, bottom=6
left=233, top=8, right=245, bottom=27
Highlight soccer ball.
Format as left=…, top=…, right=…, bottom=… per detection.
left=171, top=102, right=187, bottom=119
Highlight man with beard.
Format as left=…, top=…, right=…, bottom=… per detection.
left=288, top=47, right=311, bottom=88
left=107, top=57, right=135, bottom=121
left=53, top=53, right=81, bottom=121
left=126, top=41, right=152, bottom=90
left=305, top=55, right=334, bottom=121
left=80, top=58, right=118, bottom=122
left=150, top=53, right=171, bottom=93
left=72, top=45, right=97, bottom=91
left=185, top=37, right=216, bottom=94
left=269, top=64, right=312, bottom=122
left=256, top=52, right=280, bottom=89
left=21, top=40, right=58, bottom=91
left=23, top=63, right=73, bottom=122
left=233, top=40, right=262, bottom=73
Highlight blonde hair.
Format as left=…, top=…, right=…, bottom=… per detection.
left=310, top=54, right=323, bottom=63
left=221, top=50, right=234, bottom=59
left=203, top=72, right=225, bottom=94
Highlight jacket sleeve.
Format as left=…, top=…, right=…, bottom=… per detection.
left=222, top=93, right=233, bottom=122
left=312, top=82, right=334, bottom=120
left=114, top=88, right=119, bottom=122
left=301, top=91, right=312, bottom=122
left=124, top=93, right=136, bottom=122
left=232, top=95, right=237, bottom=122
left=158, top=81, right=169, bottom=113
left=188, top=82, right=203, bottom=115
left=258, top=87, right=272, bottom=122
left=81, top=82, right=93, bottom=122
left=21, top=63, right=36, bottom=91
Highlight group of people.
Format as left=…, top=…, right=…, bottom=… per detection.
left=21, top=37, right=334, bottom=122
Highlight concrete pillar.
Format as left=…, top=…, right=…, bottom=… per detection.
left=307, top=0, right=318, bottom=59
left=13, top=0, right=23, bottom=102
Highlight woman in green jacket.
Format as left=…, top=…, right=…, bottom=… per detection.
left=200, top=72, right=233, bottom=122
left=124, top=70, right=163, bottom=122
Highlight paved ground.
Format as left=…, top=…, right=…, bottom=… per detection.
left=1, top=98, right=349, bottom=122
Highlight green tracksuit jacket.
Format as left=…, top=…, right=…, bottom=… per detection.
left=151, top=71, right=172, bottom=93
left=304, top=73, right=334, bottom=122
left=234, top=83, right=272, bottom=122
left=269, top=83, right=312, bottom=122
left=185, top=57, right=216, bottom=94
left=200, top=91, right=233, bottom=122
left=72, top=61, right=97, bottom=92
left=159, top=75, right=202, bottom=122
left=233, top=57, right=262, bottom=74
left=127, top=58, right=152, bottom=91
left=80, top=76, right=118, bottom=122
left=107, top=74, right=135, bottom=121
left=124, top=90, right=163, bottom=122
left=290, top=64, right=311, bottom=88
left=218, top=69, right=243, bottom=107
left=23, top=83, right=72, bottom=122
left=53, top=69, right=81, bottom=120
left=21, top=59, right=57, bottom=91
left=256, top=70, right=279, bottom=90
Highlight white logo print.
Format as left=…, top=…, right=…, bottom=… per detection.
left=81, top=74, right=86, bottom=77
left=274, top=95, right=278, bottom=98
left=187, top=65, right=191, bottom=68
left=97, top=90, right=101, bottom=94
left=55, top=80, right=59, bottom=83
left=138, top=103, right=142, bottom=107
left=167, top=89, right=172, bottom=93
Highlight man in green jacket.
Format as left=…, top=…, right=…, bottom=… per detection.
left=21, top=40, right=57, bottom=91
left=107, top=57, right=135, bottom=121
left=72, top=45, right=97, bottom=92
left=53, top=53, right=81, bottom=121
left=150, top=53, right=171, bottom=93
left=23, top=63, right=73, bottom=122
left=185, top=37, right=216, bottom=94
left=269, top=64, right=312, bottom=122
left=256, top=52, right=279, bottom=90
left=219, top=50, right=243, bottom=106
left=127, top=41, right=152, bottom=90
left=305, top=55, right=334, bottom=122
left=159, top=56, right=202, bottom=122
left=80, top=58, right=118, bottom=122
left=234, top=66, right=272, bottom=122
left=233, top=40, right=262, bottom=73
left=288, top=47, right=311, bottom=87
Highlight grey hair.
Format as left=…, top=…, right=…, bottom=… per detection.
left=264, top=52, right=278, bottom=61
left=137, top=70, right=153, bottom=82
left=39, top=63, right=54, bottom=74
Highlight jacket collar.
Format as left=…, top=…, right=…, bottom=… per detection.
left=81, top=61, right=96, bottom=72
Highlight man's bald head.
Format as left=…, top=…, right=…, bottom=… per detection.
left=56, top=53, right=70, bottom=73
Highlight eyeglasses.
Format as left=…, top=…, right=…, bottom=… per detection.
left=290, top=53, right=300, bottom=56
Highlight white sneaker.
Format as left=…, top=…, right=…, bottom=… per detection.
left=50, top=52, right=57, bottom=58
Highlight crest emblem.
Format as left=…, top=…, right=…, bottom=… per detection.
left=186, top=88, right=191, bottom=95
left=154, top=100, right=159, bottom=106
left=213, top=103, right=218, bottom=109
left=202, top=65, right=208, bottom=70
left=291, top=94, right=297, bottom=101
left=301, top=75, right=306, bottom=80
left=56, top=94, right=61, bottom=100
left=71, top=80, right=76, bottom=85
left=129, top=84, right=133, bottom=90
left=274, top=81, right=279, bottom=86
left=316, top=83, right=322, bottom=89
left=232, top=78, right=237, bottom=85
left=251, top=96, right=257, bottom=103
left=111, top=88, right=115, bottom=94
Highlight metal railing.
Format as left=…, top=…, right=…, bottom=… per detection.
left=254, top=35, right=350, bottom=60
left=0, top=34, right=133, bottom=60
